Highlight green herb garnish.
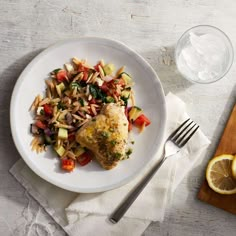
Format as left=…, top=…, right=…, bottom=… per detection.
left=109, top=127, right=115, bottom=132
left=101, top=131, right=109, bottom=138
left=52, top=68, right=61, bottom=74
left=70, top=82, right=80, bottom=90
left=89, top=84, right=106, bottom=102
left=79, top=98, right=84, bottom=107
left=114, top=152, right=122, bottom=160
left=57, top=102, right=66, bottom=110
left=126, top=148, right=132, bottom=156
left=110, top=140, right=117, bottom=146
left=89, top=85, right=98, bottom=98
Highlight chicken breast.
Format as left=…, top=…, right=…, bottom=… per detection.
left=76, top=103, right=129, bottom=170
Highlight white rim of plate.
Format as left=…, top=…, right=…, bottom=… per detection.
left=10, top=37, right=167, bottom=193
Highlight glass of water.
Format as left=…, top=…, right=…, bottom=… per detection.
left=175, top=25, right=234, bottom=84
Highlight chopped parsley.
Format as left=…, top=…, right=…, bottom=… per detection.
left=114, top=152, right=122, bottom=160
left=101, top=131, right=109, bottom=138
left=126, top=148, right=133, bottom=156
left=89, top=85, right=98, bottom=98
left=109, top=127, right=115, bottom=132
left=79, top=98, right=84, bottom=106
left=70, top=82, right=80, bottom=90
left=57, top=102, right=66, bottom=110
left=89, top=84, right=106, bottom=102
left=52, top=68, right=61, bottom=74
left=110, top=140, right=117, bottom=146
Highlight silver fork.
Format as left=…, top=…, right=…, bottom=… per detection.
left=109, top=118, right=199, bottom=224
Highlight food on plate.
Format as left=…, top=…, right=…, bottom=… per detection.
left=206, top=154, right=236, bottom=195
left=76, top=103, right=128, bottom=170
left=29, top=57, right=151, bottom=171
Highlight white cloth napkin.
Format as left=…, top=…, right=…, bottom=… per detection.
left=10, top=93, right=210, bottom=236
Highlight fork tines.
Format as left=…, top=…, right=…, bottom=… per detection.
left=169, top=118, right=199, bottom=147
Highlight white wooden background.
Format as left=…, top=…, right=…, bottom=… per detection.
left=0, top=0, right=236, bottom=235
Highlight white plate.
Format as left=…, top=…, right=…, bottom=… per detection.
left=10, top=38, right=166, bottom=193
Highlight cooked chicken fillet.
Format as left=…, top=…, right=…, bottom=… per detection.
left=76, top=103, right=129, bottom=170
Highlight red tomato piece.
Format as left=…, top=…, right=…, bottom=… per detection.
left=94, top=63, right=101, bottom=72
left=134, top=114, right=151, bottom=127
left=100, top=83, right=109, bottom=92
left=89, top=98, right=96, bottom=104
left=68, top=133, right=75, bottom=142
left=56, top=70, right=67, bottom=82
left=82, top=71, right=88, bottom=81
left=43, top=104, right=53, bottom=116
left=77, top=152, right=92, bottom=166
left=78, top=64, right=88, bottom=72
left=35, top=120, right=47, bottom=129
left=61, top=159, right=75, bottom=172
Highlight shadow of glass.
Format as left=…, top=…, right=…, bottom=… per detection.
left=140, top=45, right=193, bottom=94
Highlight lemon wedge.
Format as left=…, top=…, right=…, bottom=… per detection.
left=232, top=155, right=236, bottom=180
left=206, top=154, right=236, bottom=195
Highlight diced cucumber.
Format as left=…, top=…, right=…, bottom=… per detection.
left=58, top=128, right=68, bottom=139
left=106, top=96, right=115, bottom=103
left=121, top=90, right=130, bottom=99
left=58, top=112, right=66, bottom=121
left=75, top=146, right=86, bottom=157
left=56, top=82, right=65, bottom=95
left=120, top=72, right=133, bottom=85
left=57, top=82, right=66, bottom=91
left=54, top=145, right=65, bottom=157
left=103, top=63, right=115, bottom=75
left=121, top=90, right=130, bottom=106
left=128, top=106, right=143, bottom=122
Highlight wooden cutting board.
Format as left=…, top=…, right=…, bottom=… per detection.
left=198, top=104, right=236, bottom=214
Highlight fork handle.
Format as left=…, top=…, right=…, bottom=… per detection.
left=109, top=156, right=167, bottom=224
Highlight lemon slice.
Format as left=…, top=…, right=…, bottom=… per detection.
left=232, top=155, right=236, bottom=180
left=206, top=154, right=236, bottom=195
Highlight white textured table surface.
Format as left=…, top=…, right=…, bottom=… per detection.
left=1, top=0, right=236, bottom=235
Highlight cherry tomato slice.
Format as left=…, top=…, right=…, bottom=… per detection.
left=77, top=152, right=92, bottom=166
left=100, top=82, right=109, bottom=92
left=56, top=70, right=67, bottom=82
left=43, top=104, right=53, bottom=116
left=61, top=159, right=75, bottom=172
left=68, top=133, right=75, bottom=142
left=134, top=114, right=151, bottom=127
left=82, top=71, right=88, bottom=81
left=89, top=98, right=96, bottom=104
left=35, top=120, right=47, bottom=129
left=94, top=63, right=102, bottom=72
